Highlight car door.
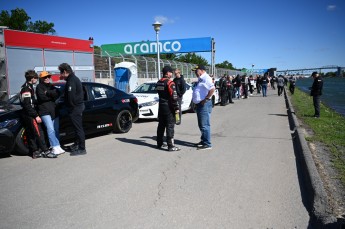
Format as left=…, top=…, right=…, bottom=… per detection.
left=85, top=84, right=116, bottom=134
left=181, top=84, right=193, bottom=111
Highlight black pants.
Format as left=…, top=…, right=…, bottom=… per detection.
left=257, top=84, right=261, bottom=93
left=248, top=85, right=253, bottom=94
left=69, top=104, right=85, bottom=149
left=278, top=86, right=284, bottom=96
left=313, top=96, right=320, bottom=117
left=22, top=115, right=48, bottom=153
left=227, top=89, right=233, bottom=103
left=157, top=112, right=175, bottom=147
left=220, top=89, right=227, bottom=105
left=289, top=85, right=295, bottom=94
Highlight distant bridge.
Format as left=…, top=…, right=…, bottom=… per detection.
left=276, top=65, right=344, bottom=76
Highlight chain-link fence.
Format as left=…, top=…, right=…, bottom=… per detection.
left=94, top=50, right=244, bottom=84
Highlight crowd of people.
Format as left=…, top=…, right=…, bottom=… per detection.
left=19, top=63, right=86, bottom=159
left=155, top=66, right=304, bottom=152
left=212, top=73, right=297, bottom=106
left=20, top=63, right=304, bottom=157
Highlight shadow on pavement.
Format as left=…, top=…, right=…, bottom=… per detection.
left=268, top=113, right=288, bottom=117
left=141, top=136, right=195, bottom=148
left=115, top=137, right=157, bottom=149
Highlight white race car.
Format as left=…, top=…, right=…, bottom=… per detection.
left=131, top=81, right=193, bottom=119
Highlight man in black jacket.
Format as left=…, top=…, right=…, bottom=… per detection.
left=59, top=63, right=86, bottom=156
left=173, top=68, right=186, bottom=124
left=157, top=66, right=180, bottom=151
left=20, top=70, right=56, bottom=159
left=310, top=71, right=323, bottom=118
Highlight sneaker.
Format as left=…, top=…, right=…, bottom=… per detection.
left=168, top=146, right=181, bottom=151
left=194, top=141, right=204, bottom=147
left=42, top=150, right=58, bottom=158
left=68, top=143, right=79, bottom=152
left=56, top=146, right=65, bottom=155
left=197, top=145, right=212, bottom=150
left=157, top=143, right=168, bottom=149
left=52, top=146, right=65, bottom=155
left=70, top=149, right=87, bottom=156
left=32, top=150, right=42, bottom=159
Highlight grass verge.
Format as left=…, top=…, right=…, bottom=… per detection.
left=290, top=88, right=345, bottom=186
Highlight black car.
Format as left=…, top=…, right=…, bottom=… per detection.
left=0, top=81, right=139, bottom=156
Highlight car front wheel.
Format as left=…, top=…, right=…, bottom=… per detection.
left=114, top=110, right=133, bottom=133
left=14, top=128, right=29, bottom=156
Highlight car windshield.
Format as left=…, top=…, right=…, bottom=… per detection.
left=132, top=83, right=157, bottom=93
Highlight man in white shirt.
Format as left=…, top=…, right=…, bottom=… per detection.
left=192, top=65, right=215, bottom=150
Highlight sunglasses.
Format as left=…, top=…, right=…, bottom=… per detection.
left=42, top=76, right=51, bottom=79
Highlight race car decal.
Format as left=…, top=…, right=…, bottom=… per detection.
left=97, top=123, right=113, bottom=129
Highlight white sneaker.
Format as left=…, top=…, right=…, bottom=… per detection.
left=53, top=146, right=65, bottom=155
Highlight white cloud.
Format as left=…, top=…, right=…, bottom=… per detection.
left=154, top=16, right=175, bottom=24
left=327, top=5, right=336, bottom=11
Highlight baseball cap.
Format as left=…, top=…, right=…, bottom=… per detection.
left=162, top=66, right=173, bottom=75
left=192, top=65, right=206, bottom=71
left=39, top=71, right=52, bottom=78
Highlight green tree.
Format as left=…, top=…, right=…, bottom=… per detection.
left=215, top=60, right=235, bottom=70
left=176, top=53, right=209, bottom=66
left=28, top=20, right=55, bottom=34
left=0, top=8, right=55, bottom=34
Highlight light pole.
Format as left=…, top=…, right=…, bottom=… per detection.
left=152, top=21, right=162, bottom=78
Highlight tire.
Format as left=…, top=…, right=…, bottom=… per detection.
left=14, top=128, right=29, bottom=156
left=114, top=110, right=133, bottom=133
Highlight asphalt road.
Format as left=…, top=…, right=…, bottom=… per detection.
left=0, top=89, right=310, bottom=229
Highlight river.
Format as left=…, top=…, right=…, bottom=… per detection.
left=295, top=77, right=345, bottom=116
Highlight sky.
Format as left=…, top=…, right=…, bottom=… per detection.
left=1, top=0, right=345, bottom=71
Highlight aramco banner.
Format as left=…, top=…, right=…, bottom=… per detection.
left=101, top=37, right=212, bottom=56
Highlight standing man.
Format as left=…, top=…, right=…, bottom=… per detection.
left=192, top=65, right=215, bottom=150
left=59, top=63, right=86, bottom=156
left=261, top=73, right=269, bottom=97
left=219, top=74, right=228, bottom=106
left=20, top=70, right=56, bottom=159
left=289, top=77, right=296, bottom=95
left=156, top=66, right=180, bottom=151
left=277, top=75, right=285, bottom=96
left=310, top=71, right=323, bottom=118
left=173, top=68, right=186, bottom=125
left=226, top=75, right=234, bottom=104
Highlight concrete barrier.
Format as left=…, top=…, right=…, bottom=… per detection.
left=284, top=88, right=340, bottom=228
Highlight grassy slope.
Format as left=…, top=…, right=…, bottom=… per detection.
left=290, top=87, right=345, bottom=185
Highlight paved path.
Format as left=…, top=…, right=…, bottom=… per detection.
left=0, top=88, right=310, bottom=228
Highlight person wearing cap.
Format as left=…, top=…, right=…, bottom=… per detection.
left=156, top=66, right=180, bottom=151
left=59, top=63, right=87, bottom=156
left=19, top=70, right=56, bottom=159
left=310, top=71, right=323, bottom=118
left=192, top=65, right=215, bottom=150
left=36, top=71, right=65, bottom=156
left=173, top=68, right=186, bottom=124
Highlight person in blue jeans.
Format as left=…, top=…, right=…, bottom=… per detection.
left=192, top=65, right=215, bottom=150
left=36, top=71, right=65, bottom=156
left=261, top=73, right=269, bottom=97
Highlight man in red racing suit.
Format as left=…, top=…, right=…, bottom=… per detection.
left=156, top=66, right=180, bottom=151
